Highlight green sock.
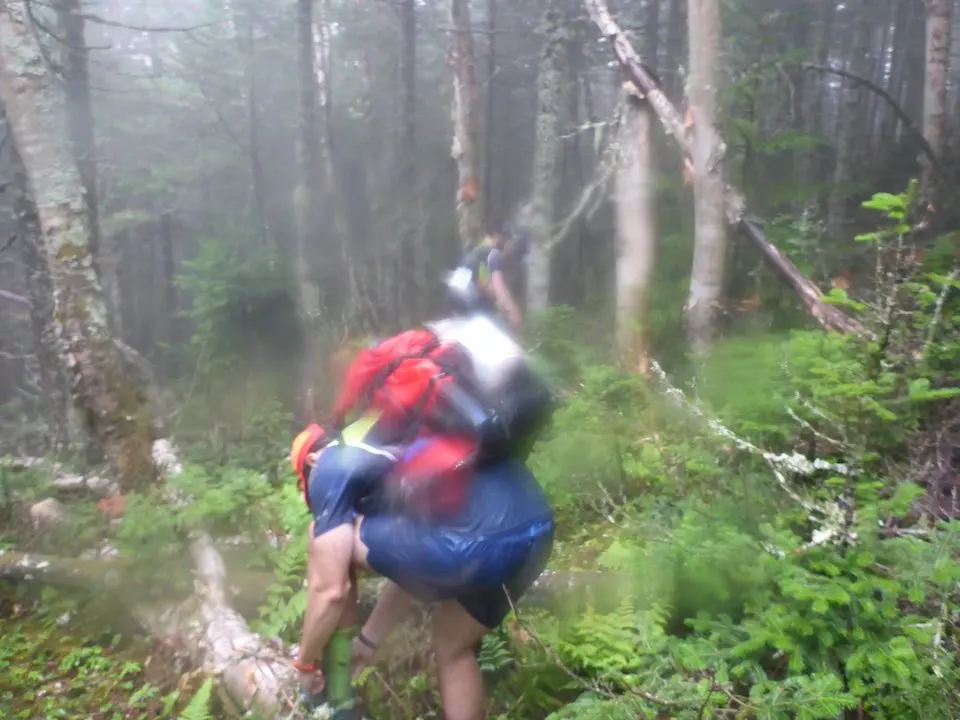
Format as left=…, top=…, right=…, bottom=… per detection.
left=323, top=626, right=356, bottom=713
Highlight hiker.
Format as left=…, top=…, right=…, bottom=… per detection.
left=290, top=319, right=556, bottom=720
left=291, top=426, right=554, bottom=720
left=455, top=223, right=527, bottom=330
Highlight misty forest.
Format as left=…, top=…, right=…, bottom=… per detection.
left=1, top=0, right=960, bottom=717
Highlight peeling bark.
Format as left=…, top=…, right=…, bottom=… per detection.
left=583, top=0, right=866, bottom=337
left=448, top=0, right=483, bottom=250
left=0, top=2, right=156, bottom=490
left=615, top=90, right=657, bottom=373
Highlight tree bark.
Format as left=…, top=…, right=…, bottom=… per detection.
left=526, top=0, right=570, bottom=314
left=295, top=0, right=323, bottom=419
left=399, top=0, right=425, bottom=321
left=684, top=0, right=728, bottom=352
left=921, top=0, right=952, bottom=203
left=0, top=2, right=156, bottom=491
left=448, top=0, right=483, bottom=250
left=615, top=90, right=657, bottom=373
left=582, top=0, right=866, bottom=337
left=7, top=122, right=76, bottom=454
left=55, top=0, right=123, bottom=342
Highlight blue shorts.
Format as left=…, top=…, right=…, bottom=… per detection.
left=360, top=514, right=554, bottom=628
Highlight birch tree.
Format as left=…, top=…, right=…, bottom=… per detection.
left=615, top=88, right=657, bottom=373
left=449, top=0, right=483, bottom=250
left=526, top=0, right=570, bottom=313
left=685, top=0, right=727, bottom=351
left=0, top=1, right=155, bottom=491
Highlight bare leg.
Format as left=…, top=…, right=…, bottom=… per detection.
left=348, top=520, right=416, bottom=675
left=352, top=580, right=416, bottom=677
left=432, top=600, right=489, bottom=720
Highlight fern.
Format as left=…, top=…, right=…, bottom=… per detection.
left=179, top=677, right=214, bottom=720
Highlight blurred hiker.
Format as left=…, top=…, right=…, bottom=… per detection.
left=453, top=222, right=528, bottom=330
left=289, top=316, right=556, bottom=720
left=293, top=432, right=553, bottom=720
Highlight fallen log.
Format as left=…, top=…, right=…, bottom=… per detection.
left=135, top=534, right=299, bottom=718
left=582, top=0, right=867, bottom=337
left=3, top=438, right=643, bottom=717
left=0, top=544, right=632, bottom=619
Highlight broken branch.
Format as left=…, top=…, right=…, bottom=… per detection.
left=582, top=0, right=867, bottom=336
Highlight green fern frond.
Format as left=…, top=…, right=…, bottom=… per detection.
left=179, top=677, right=214, bottom=720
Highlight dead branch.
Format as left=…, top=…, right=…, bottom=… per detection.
left=583, top=0, right=867, bottom=337
left=648, top=358, right=858, bottom=551
left=76, top=13, right=216, bottom=34
left=802, top=64, right=948, bottom=182
left=0, top=287, right=29, bottom=306
left=0, top=232, right=17, bottom=255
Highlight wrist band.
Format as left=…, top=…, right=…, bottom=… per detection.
left=357, top=631, right=378, bottom=651
left=292, top=658, right=320, bottom=673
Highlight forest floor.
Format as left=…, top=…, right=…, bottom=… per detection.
left=0, top=582, right=194, bottom=719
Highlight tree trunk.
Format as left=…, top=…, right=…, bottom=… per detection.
left=826, top=1, right=869, bottom=241
left=483, top=0, right=497, bottom=226
left=232, top=0, right=270, bottom=249
left=684, top=0, right=728, bottom=352
left=663, top=0, right=687, bottom=98
left=399, top=0, right=425, bottom=321
left=801, top=0, right=835, bottom=200
left=643, top=0, right=660, bottom=67
left=7, top=121, right=76, bottom=455
left=921, top=0, right=951, bottom=203
left=0, top=2, right=155, bottom=491
left=880, top=0, right=914, bottom=148
left=315, top=0, right=360, bottom=325
left=615, top=90, right=657, bottom=373
left=448, top=0, right=483, bottom=250
left=526, top=0, right=570, bottom=314
left=295, top=0, right=323, bottom=418
left=55, top=0, right=123, bottom=341
left=157, top=210, right=176, bottom=374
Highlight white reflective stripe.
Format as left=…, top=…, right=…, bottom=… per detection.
left=329, top=438, right=397, bottom=462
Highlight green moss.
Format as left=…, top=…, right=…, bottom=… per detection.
left=55, top=242, right=85, bottom=261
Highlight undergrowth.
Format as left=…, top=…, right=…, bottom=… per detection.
left=2, top=185, right=959, bottom=719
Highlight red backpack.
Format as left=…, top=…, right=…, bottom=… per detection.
left=325, top=328, right=493, bottom=518
left=331, top=328, right=484, bottom=437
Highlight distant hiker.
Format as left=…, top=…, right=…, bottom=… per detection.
left=454, top=223, right=528, bottom=330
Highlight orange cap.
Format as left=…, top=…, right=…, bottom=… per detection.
left=291, top=424, right=326, bottom=489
